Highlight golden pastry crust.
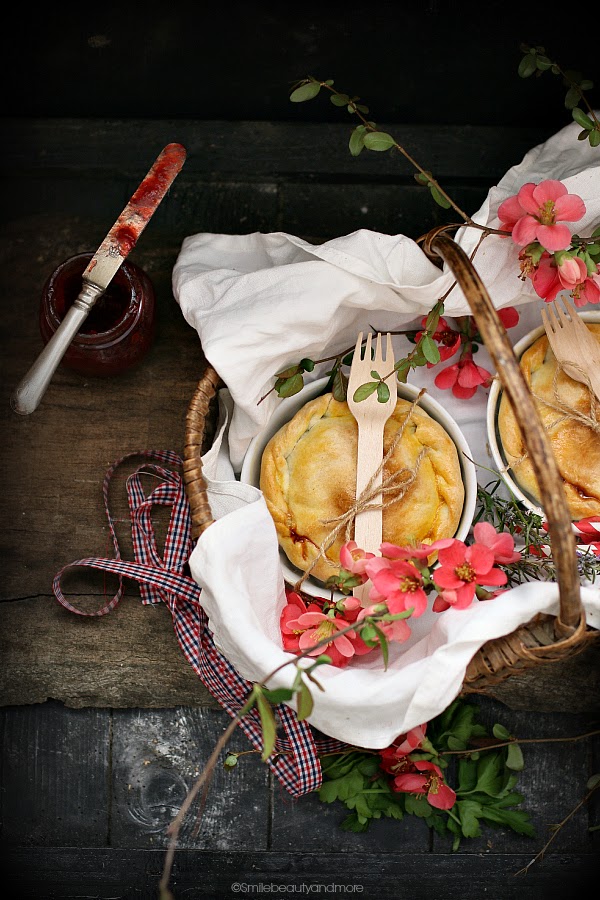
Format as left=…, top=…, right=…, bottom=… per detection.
left=259, top=392, right=465, bottom=584
left=497, top=323, right=600, bottom=519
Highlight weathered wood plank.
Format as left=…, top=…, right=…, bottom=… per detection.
left=110, top=707, right=270, bottom=850
left=0, top=596, right=217, bottom=709
left=1, top=119, right=552, bottom=181
left=270, top=777, right=431, bottom=853
left=2, top=848, right=595, bottom=899
left=0, top=703, right=111, bottom=847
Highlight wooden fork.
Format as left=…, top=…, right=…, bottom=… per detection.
left=346, top=332, right=397, bottom=602
left=540, top=298, right=600, bottom=402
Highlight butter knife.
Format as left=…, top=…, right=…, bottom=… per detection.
left=11, top=142, right=187, bottom=416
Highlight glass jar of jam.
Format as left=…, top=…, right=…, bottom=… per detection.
left=39, top=252, right=156, bottom=377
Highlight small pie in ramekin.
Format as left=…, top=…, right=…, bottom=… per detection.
left=495, top=322, right=600, bottom=519
left=259, top=390, right=466, bottom=585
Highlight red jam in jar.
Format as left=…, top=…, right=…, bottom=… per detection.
left=39, top=252, right=156, bottom=377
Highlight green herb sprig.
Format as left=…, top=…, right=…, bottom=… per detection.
left=475, top=477, right=600, bottom=587
left=318, top=698, right=534, bottom=848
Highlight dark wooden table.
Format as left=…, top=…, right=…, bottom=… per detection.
left=1, top=119, right=598, bottom=900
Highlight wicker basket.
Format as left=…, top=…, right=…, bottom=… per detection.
left=182, top=230, right=596, bottom=694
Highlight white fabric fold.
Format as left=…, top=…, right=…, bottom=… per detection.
left=173, top=118, right=600, bottom=747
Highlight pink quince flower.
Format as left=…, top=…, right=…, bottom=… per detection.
left=533, top=254, right=600, bottom=306
left=279, top=591, right=324, bottom=652
left=392, top=759, right=457, bottom=810
left=379, top=724, right=428, bottom=774
left=434, top=357, right=492, bottom=400
left=498, top=180, right=586, bottom=252
left=286, top=610, right=363, bottom=667
left=497, top=306, right=520, bottom=329
left=364, top=557, right=429, bottom=617
left=433, top=539, right=508, bottom=609
left=339, top=540, right=376, bottom=579
left=415, top=315, right=462, bottom=365
left=472, top=521, right=521, bottom=565
left=379, top=538, right=455, bottom=561
left=572, top=271, right=600, bottom=307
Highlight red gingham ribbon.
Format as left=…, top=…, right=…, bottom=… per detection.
left=53, top=450, right=346, bottom=797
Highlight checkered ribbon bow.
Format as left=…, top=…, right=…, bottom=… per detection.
left=53, top=450, right=345, bottom=797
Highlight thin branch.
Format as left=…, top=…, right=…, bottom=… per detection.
left=441, top=729, right=600, bottom=756
left=514, top=779, right=600, bottom=877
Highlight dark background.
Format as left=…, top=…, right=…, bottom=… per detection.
left=3, top=0, right=598, bottom=129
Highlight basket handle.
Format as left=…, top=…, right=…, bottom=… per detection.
left=425, top=230, right=582, bottom=633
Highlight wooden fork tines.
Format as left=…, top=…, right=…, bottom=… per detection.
left=540, top=298, right=600, bottom=402
left=346, top=331, right=397, bottom=602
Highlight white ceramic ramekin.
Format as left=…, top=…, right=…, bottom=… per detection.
left=486, top=309, right=600, bottom=517
left=240, top=376, right=478, bottom=598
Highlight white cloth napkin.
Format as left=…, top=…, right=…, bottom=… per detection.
left=172, top=119, right=600, bottom=748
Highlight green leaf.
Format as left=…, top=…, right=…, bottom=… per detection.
left=572, top=107, right=594, bottom=129
left=340, top=812, right=370, bottom=832
left=290, top=82, right=321, bottom=102
left=275, top=364, right=303, bottom=379
left=480, top=806, right=535, bottom=836
left=420, top=333, right=440, bottom=365
left=589, top=129, right=600, bottom=148
left=474, top=752, right=504, bottom=796
left=494, top=791, right=526, bottom=808
left=457, top=757, right=478, bottom=793
left=518, top=55, right=537, bottom=78
left=372, top=624, right=389, bottom=668
left=424, top=302, right=443, bottom=333
left=256, top=691, right=277, bottom=761
left=404, top=793, right=433, bottom=817
left=587, top=773, right=600, bottom=790
left=492, top=723, right=511, bottom=740
left=377, top=382, right=391, bottom=403
left=349, top=126, right=366, bottom=157
left=564, top=86, right=580, bottom=110
left=332, top=366, right=348, bottom=401
left=353, top=381, right=378, bottom=402
left=296, top=681, right=314, bottom=721
left=363, top=131, right=396, bottom=151
left=275, top=373, right=305, bottom=398
left=262, top=687, right=295, bottom=704
left=330, top=92, right=350, bottom=106
left=360, top=623, right=377, bottom=644
left=395, top=359, right=410, bottom=383
left=457, top=799, right=483, bottom=838
left=299, top=357, right=315, bottom=372
left=506, top=742, right=524, bottom=771
left=319, top=767, right=365, bottom=803
left=430, top=184, right=452, bottom=209
left=535, top=55, right=552, bottom=71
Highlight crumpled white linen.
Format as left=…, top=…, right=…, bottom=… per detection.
left=172, top=118, right=600, bottom=748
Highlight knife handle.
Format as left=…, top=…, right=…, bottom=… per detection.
left=11, top=282, right=105, bottom=415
